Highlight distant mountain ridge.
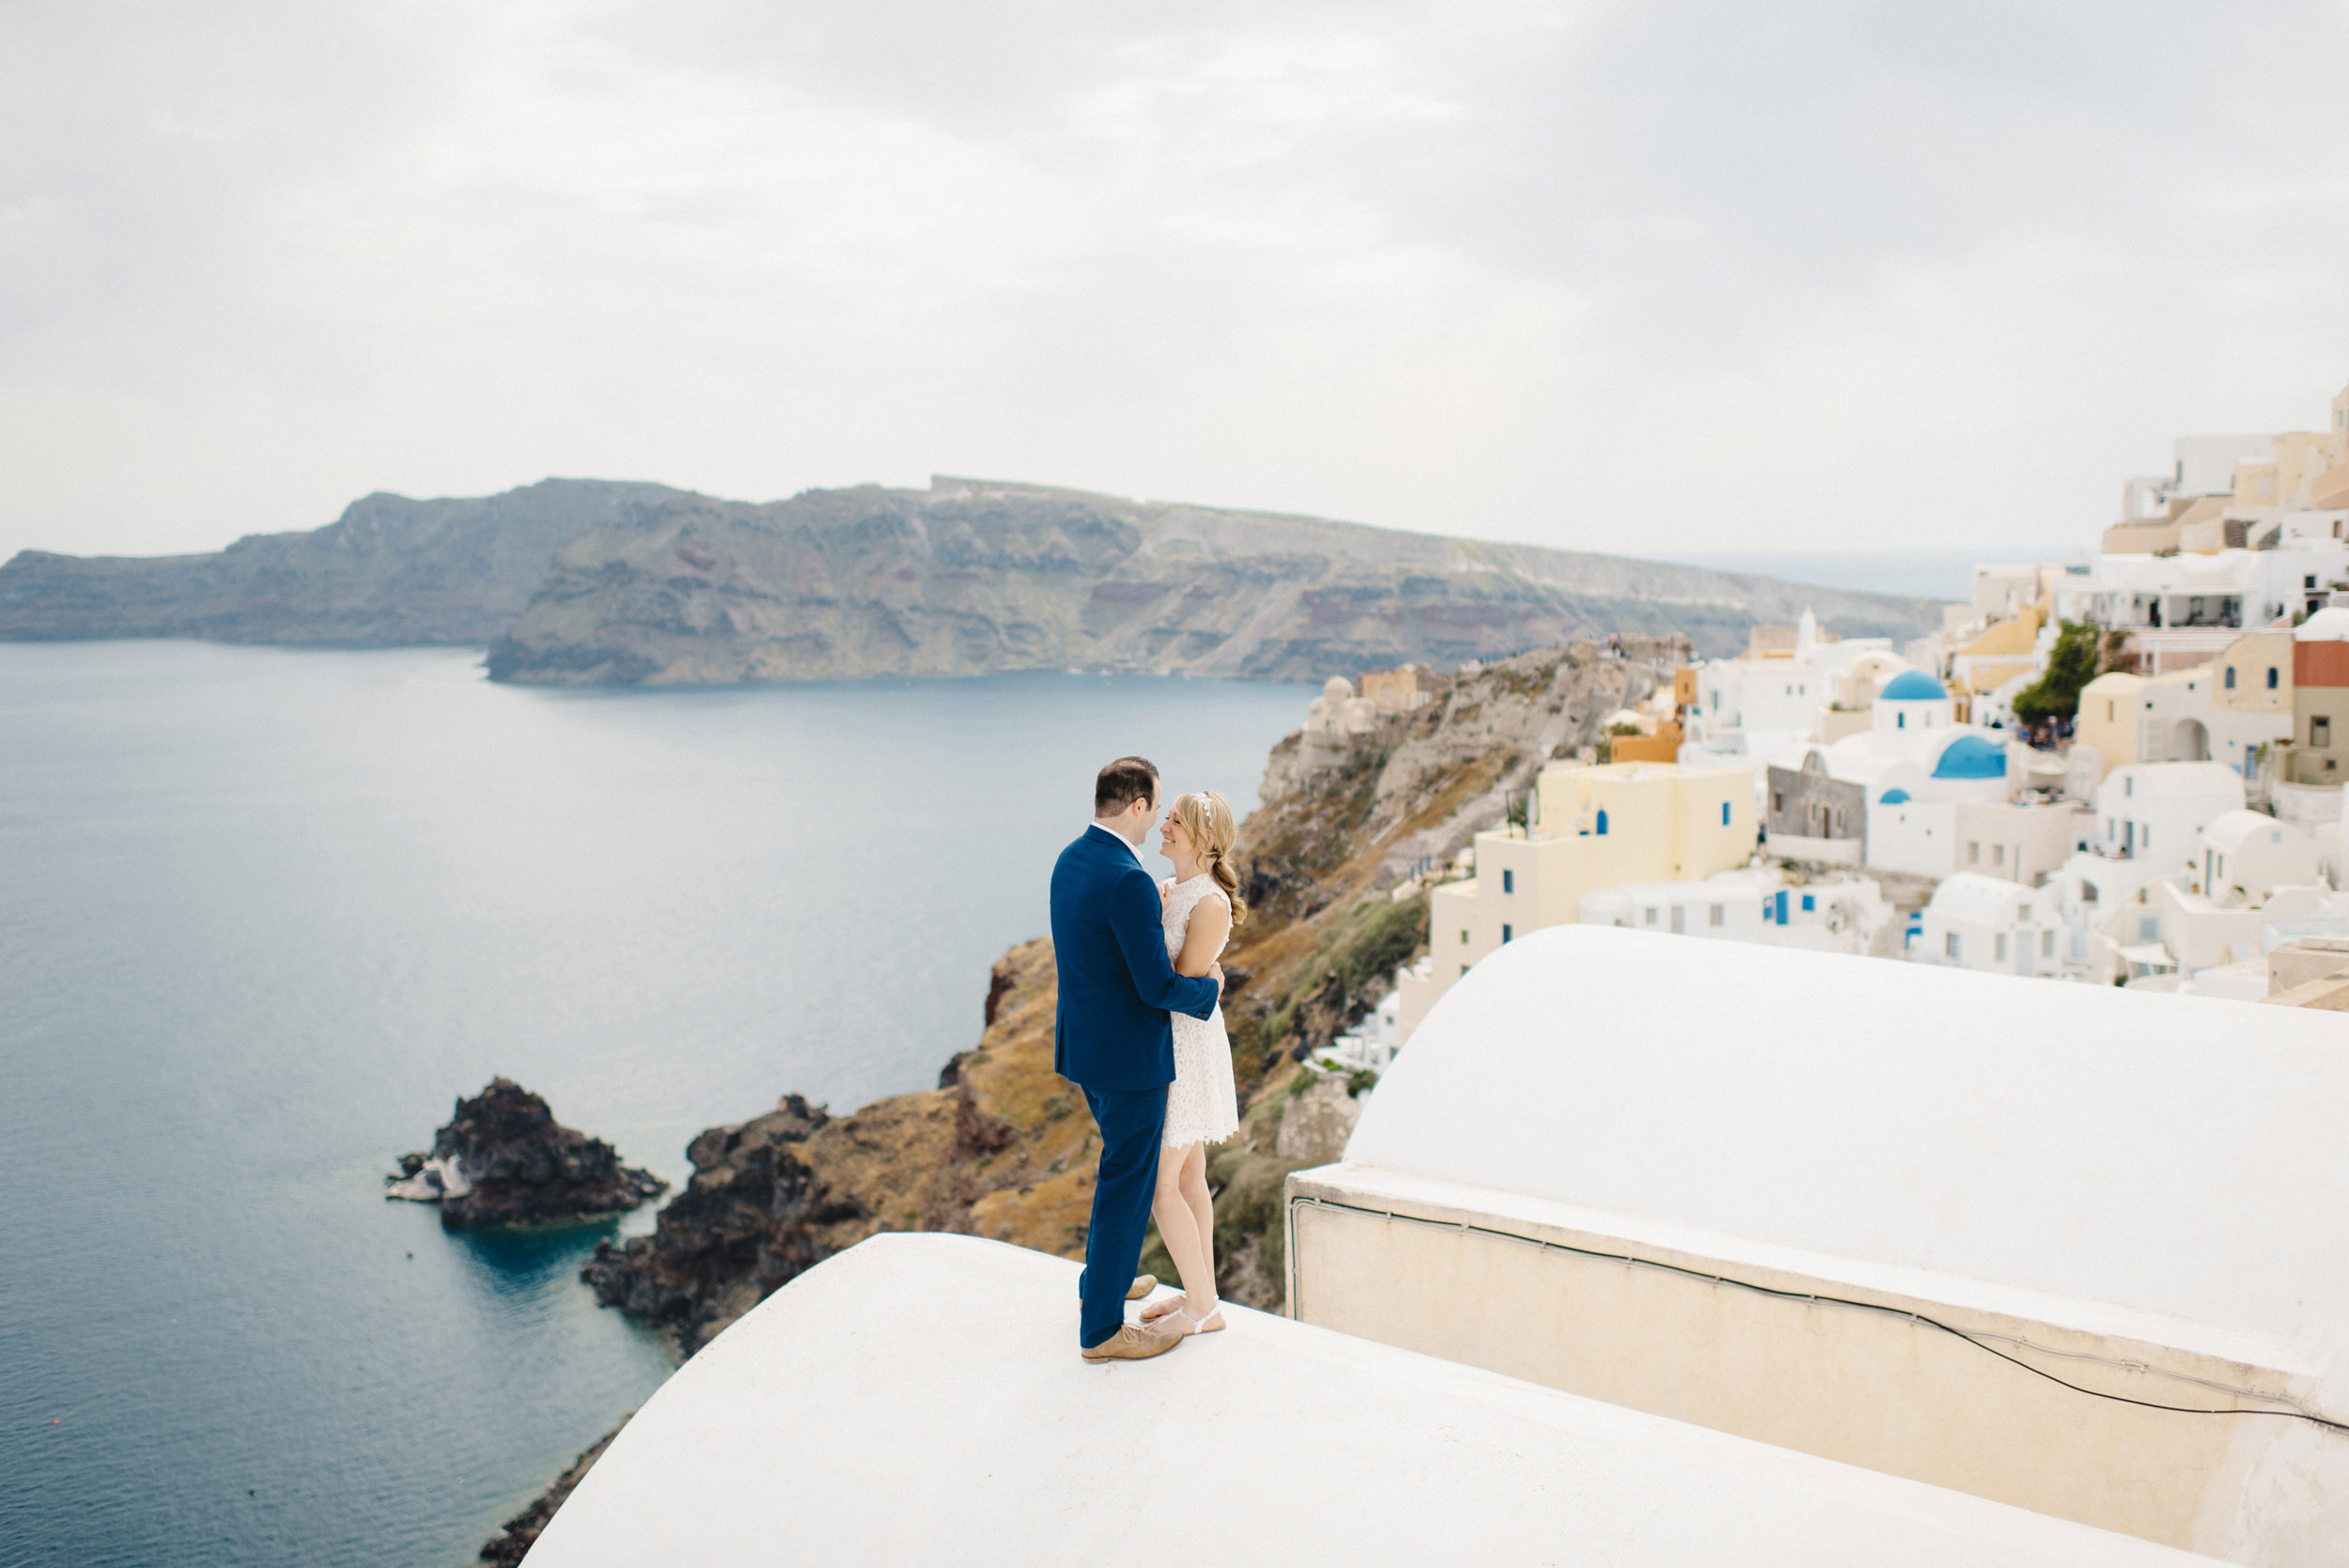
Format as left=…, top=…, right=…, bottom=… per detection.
left=0, top=479, right=681, bottom=647
left=0, top=475, right=1946, bottom=683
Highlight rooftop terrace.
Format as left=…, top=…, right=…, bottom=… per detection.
left=528, top=1233, right=2201, bottom=1567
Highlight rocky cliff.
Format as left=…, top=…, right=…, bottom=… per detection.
left=386, top=1078, right=666, bottom=1229
left=486, top=477, right=1940, bottom=682
left=577, top=643, right=1654, bottom=1352
left=0, top=479, right=679, bottom=645
left=495, top=644, right=1647, bottom=1560
left=2, top=474, right=1943, bottom=676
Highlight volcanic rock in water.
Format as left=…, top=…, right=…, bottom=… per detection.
left=385, top=1078, right=666, bottom=1229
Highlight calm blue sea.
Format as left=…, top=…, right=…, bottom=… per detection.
left=0, top=643, right=1311, bottom=1568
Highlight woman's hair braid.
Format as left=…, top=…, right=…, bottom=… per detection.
left=1173, top=789, right=1248, bottom=926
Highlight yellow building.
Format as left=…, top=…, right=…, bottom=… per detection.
left=2170, top=496, right=2232, bottom=553
left=2232, top=457, right=2278, bottom=507
left=2213, top=630, right=2293, bottom=715
left=1947, top=601, right=2043, bottom=700
left=2098, top=516, right=2181, bottom=555
left=1358, top=664, right=1435, bottom=712
left=1609, top=722, right=1683, bottom=763
left=2072, top=671, right=2147, bottom=777
left=2272, top=430, right=2336, bottom=507
left=1397, top=761, right=1756, bottom=1037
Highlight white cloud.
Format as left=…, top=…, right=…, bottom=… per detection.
left=4, top=0, right=2348, bottom=565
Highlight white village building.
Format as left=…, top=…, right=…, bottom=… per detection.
left=1912, top=872, right=2067, bottom=977
left=2195, top=810, right=2327, bottom=906
left=1579, top=867, right=1893, bottom=955
left=2047, top=762, right=2250, bottom=979
left=1681, top=612, right=1906, bottom=775
left=1773, top=717, right=2082, bottom=885
left=1289, top=926, right=2349, bottom=1564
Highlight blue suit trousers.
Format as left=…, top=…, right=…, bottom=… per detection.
left=1078, top=1083, right=1168, bottom=1347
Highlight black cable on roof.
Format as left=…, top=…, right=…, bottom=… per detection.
left=1287, top=1193, right=2348, bottom=1436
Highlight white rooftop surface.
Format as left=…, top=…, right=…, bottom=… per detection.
left=2297, top=605, right=2349, bottom=642
left=526, top=1234, right=2200, bottom=1568
left=1346, top=926, right=2349, bottom=1381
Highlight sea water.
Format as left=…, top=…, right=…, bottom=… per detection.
left=0, top=643, right=1311, bottom=1568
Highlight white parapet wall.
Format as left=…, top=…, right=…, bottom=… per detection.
left=526, top=1232, right=2200, bottom=1568
left=1286, top=925, right=2349, bottom=1565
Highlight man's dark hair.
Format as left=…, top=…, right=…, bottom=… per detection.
left=1095, top=756, right=1159, bottom=816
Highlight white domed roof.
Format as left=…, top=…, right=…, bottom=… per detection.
left=2295, top=606, right=2349, bottom=643
left=1323, top=676, right=1355, bottom=699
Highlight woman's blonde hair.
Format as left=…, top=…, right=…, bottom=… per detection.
left=1170, top=789, right=1247, bottom=926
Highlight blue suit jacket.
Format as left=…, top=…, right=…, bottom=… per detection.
left=1050, top=826, right=1222, bottom=1092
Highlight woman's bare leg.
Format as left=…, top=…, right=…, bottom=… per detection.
left=1176, top=1142, right=1219, bottom=1312
left=1147, top=1141, right=1214, bottom=1330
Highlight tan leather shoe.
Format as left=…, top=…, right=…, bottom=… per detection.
left=1081, top=1324, right=1183, bottom=1362
left=1126, top=1274, right=1157, bottom=1300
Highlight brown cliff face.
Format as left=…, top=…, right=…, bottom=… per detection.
left=580, top=644, right=1656, bottom=1348
left=581, top=939, right=1097, bottom=1350
left=484, top=476, right=1939, bottom=683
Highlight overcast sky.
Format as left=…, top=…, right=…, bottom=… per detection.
left=6, top=0, right=2348, bottom=565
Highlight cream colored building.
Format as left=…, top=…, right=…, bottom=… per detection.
left=1948, top=798, right=2088, bottom=887
left=1396, top=761, right=1755, bottom=1038
left=1357, top=664, right=1434, bottom=712
left=2074, top=671, right=2147, bottom=776
left=1945, top=600, right=2044, bottom=707
left=2074, top=663, right=2288, bottom=783
left=2215, top=630, right=2294, bottom=715
left=1291, top=926, right=2349, bottom=1564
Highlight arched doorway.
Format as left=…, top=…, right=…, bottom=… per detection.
left=2171, top=718, right=2209, bottom=761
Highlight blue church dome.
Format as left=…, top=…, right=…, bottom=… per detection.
left=1877, top=787, right=1911, bottom=804
left=1931, top=735, right=2007, bottom=780
left=1879, top=670, right=1948, bottom=702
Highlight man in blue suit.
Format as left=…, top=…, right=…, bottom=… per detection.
left=1051, top=755, right=1223, bottom=1362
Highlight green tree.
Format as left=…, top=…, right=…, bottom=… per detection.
left=2011, top=621, right=2102, bottom=727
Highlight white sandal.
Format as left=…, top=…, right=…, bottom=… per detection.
left=1143, top=1301, right=1225, bottom=1337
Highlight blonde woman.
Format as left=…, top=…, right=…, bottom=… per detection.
left=1141, top=789, right=1246, bottom=1338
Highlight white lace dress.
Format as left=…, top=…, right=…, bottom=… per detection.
left=1159, top=875, right=1240, bottom=1148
